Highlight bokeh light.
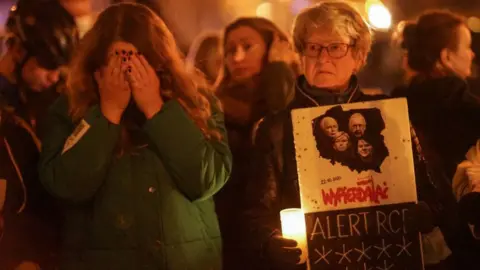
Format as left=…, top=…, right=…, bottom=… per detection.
left=256, top=2, right=273, bottom=19
left=367, top=3, right=392, bottom=30
left=468, top=17, right=480, bottom=33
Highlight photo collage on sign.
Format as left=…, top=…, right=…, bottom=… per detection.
left=312, top=106, right=389, bottom=173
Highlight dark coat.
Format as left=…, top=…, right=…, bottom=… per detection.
left=0, top=75, right=60, bottom=269
left=245, top=75, right=386, bottom=268
left=215, top=62, right=296, bottom=270
left=404, top=75, right=480, bottom=179
left=400, top=75, right=480, bottom=269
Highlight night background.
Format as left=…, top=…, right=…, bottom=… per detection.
left=0, top=0, right=478, bottom=93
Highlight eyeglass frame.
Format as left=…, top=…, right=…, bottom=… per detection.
left=302, top=42, right=356, bottom=59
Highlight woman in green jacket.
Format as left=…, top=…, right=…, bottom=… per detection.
left=39, top=3, right=232, bottom=269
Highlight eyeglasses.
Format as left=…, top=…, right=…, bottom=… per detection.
left=303, top=42, right=354, bottom=59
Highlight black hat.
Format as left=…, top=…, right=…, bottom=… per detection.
left=6, top=0, right=80, bottom=70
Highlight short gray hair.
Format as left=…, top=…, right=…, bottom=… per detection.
left=292, top=1, right=372, bottom=65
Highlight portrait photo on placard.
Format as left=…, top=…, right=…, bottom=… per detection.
left=312, top=106, right=389, bottom=173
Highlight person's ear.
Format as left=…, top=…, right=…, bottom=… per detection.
left=353, top=52, right=366, bottom=74
left=439, top=48, right=453, bottom=71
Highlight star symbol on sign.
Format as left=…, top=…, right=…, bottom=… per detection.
left=396, top=236, right=412, bottom=257
left=355, top=242, right=372, bottom=262
left=376, top=260, right=394, bottom=270
left=314, top=246, right=332, bottom=265
left=335, top=244, right=353, bottom=264
left=374, top=239, right=392, bottom=259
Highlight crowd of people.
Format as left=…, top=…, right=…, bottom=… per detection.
left=1, top=0, right=480, bottom=269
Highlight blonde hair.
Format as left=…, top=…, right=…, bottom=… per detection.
left=186, top=32, right=222, bottom=83
left=66, top=3, right=221, bottom=145
left=292, top=1, right=372, bottom=66
left=320, top=116, right=338, bottom=129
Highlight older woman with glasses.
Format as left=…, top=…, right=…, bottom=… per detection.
left=245, top=2, right=387, bottom=269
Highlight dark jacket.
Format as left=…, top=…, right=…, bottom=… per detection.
left=394, top=75, right=480, bottom=269
left=39, top=96, right=232, bottom=270
left=456, top=78, right=480, bottom=229
left=404, top=75, right=480, bottom=179
left=245, top=75, right=386, bottom=264
left=0, top=75, right=60, bottom=269
left=215, top=62, right=295, bottom=270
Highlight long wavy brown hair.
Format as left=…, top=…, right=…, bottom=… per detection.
left=66, top=3, right=220, bottom=141
left=217, top=17, right=301, bottom=89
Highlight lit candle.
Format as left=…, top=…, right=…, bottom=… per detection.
left=280, top=208, right=308, bottom=264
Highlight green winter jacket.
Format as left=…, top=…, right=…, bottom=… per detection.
left=39, top=96, right=232, bottom=270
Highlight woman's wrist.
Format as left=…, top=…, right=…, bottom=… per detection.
left=100, top=104, right=123, bottom=124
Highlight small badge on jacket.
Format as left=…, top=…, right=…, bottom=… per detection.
left=62, top=119, right=91, bottom=154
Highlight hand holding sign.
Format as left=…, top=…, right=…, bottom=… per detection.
left=408, top=202, right=435, bottom=234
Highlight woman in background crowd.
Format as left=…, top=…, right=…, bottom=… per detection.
left=186, top=32, right=223, bottom=85
left=39, top=3, right=231, bottom=269
left=0, top=0, right=79, bottom=269
left=214, top=16, right=299, bottom=270
left=390, top=20, right=417, bottom=98
left=454, top=33, right=480, bottom=237
left=246, top=2, right=387, bottom=269
left=60, top=0, right=97, bottom=37
left=396, top=10, right=480, bottom=269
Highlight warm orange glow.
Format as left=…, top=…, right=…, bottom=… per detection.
left=367, top=1, right=392, bottom=30
left=280, top=208, right=308, bottom=264
left=256, top=2, right=273, bottom=19
left=468, top=17, right=480, bottom=33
